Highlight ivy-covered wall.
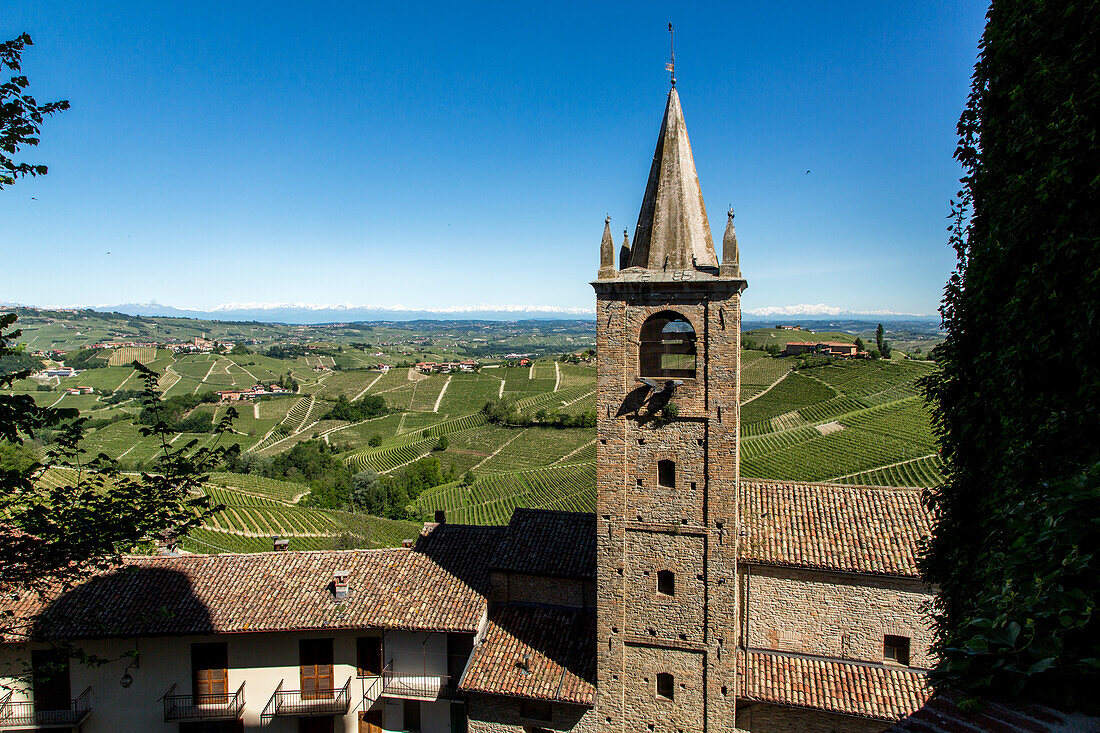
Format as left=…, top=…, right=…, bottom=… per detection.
left=921, top=0, right=1099, bottom=710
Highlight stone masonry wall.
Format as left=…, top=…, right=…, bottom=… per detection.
left=594, top=281, right=744, bottom=733
left=490, top=572, right=594, bottom=609
left=466, top=693, right=597, bottom=733
left=741, top=565, right=934, bottom=669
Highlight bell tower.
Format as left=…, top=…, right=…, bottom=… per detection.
left=592, top=83, right=747, bottom=732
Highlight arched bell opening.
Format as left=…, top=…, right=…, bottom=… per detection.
left=639, top=311, right=697, bottom=379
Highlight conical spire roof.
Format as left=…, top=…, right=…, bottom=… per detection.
left=629, top=87, right=718, bottom=271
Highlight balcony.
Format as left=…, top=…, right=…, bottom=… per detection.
left=261, top=678, right=352, bottom=722
left=0, top=687, right=92, bottom=729
left=161, top=682, right=245, bottom=722
left=378, top=668, right=461, bottom=701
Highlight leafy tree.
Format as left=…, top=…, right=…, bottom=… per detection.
left=919, top=0, right=1099, bottom=709
left=764, top=344, right=781, bottom=357
left=322, top=394, right=386, bottom=422
left=875, top=323, right=891, bottom=359
left=367, top=434, right=383, bottom=447
left=434, top=435, right=449, bottom=451
left=349, top=470, right=387, bottom=515
left=0, top=349, right=42, bottom=377
left=1, top=316, right=235, bottom=640
left=229, top=342, right=251, bottom=356
left=0, top=34, right=70, bottom=189
left=854, top=337, right=865, bottom=352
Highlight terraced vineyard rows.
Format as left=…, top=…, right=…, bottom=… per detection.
left=835, top=454, right=944, bottom=488
left=416, top=462, right=596, bottom=525
left=206, top=472, right=306, bottom=502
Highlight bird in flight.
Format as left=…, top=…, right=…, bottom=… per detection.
left=805, top=170, right=812, bottom=175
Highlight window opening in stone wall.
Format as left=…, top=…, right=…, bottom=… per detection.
left=520, top=699, right=553, bottom=722
left=884, top=635, right=910, bottom=666
left=657, top=570, right=675, bottom=596
left=640, top=312, right=697, bottom=378
left=658, top=460, right=675, bottom=488
left=656, top=672, right=675, bottom=700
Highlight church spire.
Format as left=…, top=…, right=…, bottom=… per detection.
left=619, top=228, right=631, bottom=271
left=598, top=215, right=616, bottom=279
left=721, top=207, right=741, bottom=278
left=628, top=87, right=719, bottom=271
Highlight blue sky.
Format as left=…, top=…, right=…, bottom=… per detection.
left=2, top=1, right=988, bottom=317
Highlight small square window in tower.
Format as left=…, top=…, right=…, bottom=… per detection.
left=656, top=672, right=675, bottom=700
left=884, top=635, right=911, bottom=666
left=640, top=312, right=696, bottom=378
left=657, top=460, right=675, bottom=488
left=656, top=570, right=675, bottom=596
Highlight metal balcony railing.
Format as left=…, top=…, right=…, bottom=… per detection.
left=0, top=686, right=92, bottom=729
left=380, top=669, right=460, bottom=701
left=161, top=682, right=245, bottom=722
left=261, top=678, right=351, bottom=722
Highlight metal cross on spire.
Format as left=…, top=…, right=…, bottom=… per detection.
left=666, top=22, right=676, bottom=87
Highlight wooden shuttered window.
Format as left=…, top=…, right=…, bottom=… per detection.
left=300, top=639, right=335, bottom=700
left=192, top=642, right=229, bottom=704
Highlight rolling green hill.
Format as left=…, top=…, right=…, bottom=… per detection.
left=13, top=308, right=942, bottom=552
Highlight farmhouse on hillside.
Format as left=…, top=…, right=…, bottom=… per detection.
left=782, top=341, right=861, bottom=357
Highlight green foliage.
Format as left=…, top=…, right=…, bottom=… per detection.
left=920, top=0, right=1100, bottom=709
left=367, top=434, right=383, bottom=447
left=62, top=347, right=107, bottom=370
left=137, top=390, right=217, bottom=431
left=1, top=314, right=233, bottom=630
left=322, top=394, right=387, bottom=421
left=434, top=434, right=449, bottom=451
left=764, top=344, right=781, bottom=357
left=0, top=348, right=41, bottom=377
left=230, top=342, right=251, bottom=355
left=481, top=397, right=596, bottom=428
left=875, top=323, right=891, bottom=359
left=0, top=34, right=70, bottom=188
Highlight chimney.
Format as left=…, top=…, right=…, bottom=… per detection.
left=273, top=537, right=289, bottom=551
left=434, top=510, right=446, bottom=524
left=333, top=570, right=350, bottom=600
left=401, top=538, right=415, bottom=549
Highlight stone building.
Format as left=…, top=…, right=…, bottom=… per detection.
left=0, top=82, right=938, bottom=733
left=585, top=82, right=934, bottom=732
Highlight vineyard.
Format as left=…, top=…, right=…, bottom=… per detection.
left=14, top=322, right=948, bottom=550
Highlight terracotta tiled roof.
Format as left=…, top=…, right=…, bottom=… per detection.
left=490, top=508, right=596, bottom=580
left=3, top=525, right=504, bottom=642
left=460, top=605, right=596, bottom=706
left=886, top=694, right=1100, bottom=732
left=740, top=649, right=930, bottom=721
left=739, top=480, right=931, bottom=577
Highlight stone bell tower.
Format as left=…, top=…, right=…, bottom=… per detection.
left=592, top=83, right=746, bottom=732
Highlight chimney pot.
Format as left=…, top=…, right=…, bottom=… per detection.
left=402, top=538, right=415, bottom=548
left=273, top=537, right=290, bottom=551
left=333, top=569, right=350, bottom=600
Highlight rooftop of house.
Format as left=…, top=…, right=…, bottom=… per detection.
left=740, top=479, right=931, bottom=578
left=739, top=648, right=930, bottom=722
left=884, top=695, right=1100, bottom=732
left=490, top=507, right=596, bottom=580
left=3, top=522, right=504, bottom=643
left=459, top=605, right=596, bottom=706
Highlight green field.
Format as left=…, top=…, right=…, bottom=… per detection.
left=10, top=305, right=945, bottom=551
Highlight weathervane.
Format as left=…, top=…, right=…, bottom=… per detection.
left=666, top=22, right=676, bottom=87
